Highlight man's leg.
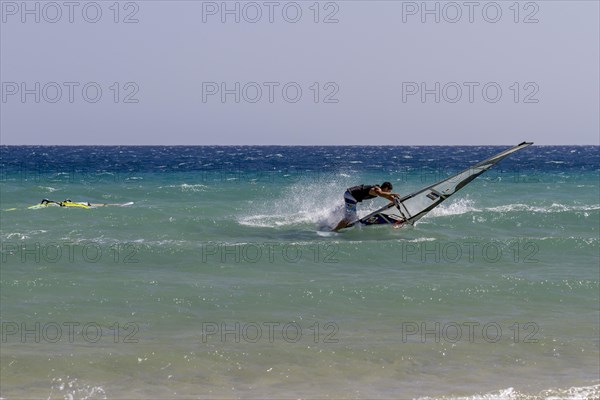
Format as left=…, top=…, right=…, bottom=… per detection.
left=333, top=219, right=348, bottom=231
left=334, top=193, right=357, bottom=231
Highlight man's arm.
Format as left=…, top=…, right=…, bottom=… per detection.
left=370, top=187, right=400, bottom=202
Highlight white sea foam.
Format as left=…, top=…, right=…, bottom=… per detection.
left=487, top=203, right=600, bottom=214
left=158, top=183, right=208, bottom=192
left=4, top=232, right=30, bottom=240
left=238, top=178, right=353, bottom=229
left=38, top=186, right=59, bottom=192
left=48, top=376, right=107, bottom=400
left=180, top=183, right=208, bottom=192
left=239, top=177, right=598, bottom=229
left=428, top=198, right=481, bottom=217
left=416, top=384, right=600, bottom=400
left=404, top=237, right=437, bottom=242
left=427, top=200, right=599, bottom=219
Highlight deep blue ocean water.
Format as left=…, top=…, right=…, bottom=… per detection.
left=1, top=145, right=598, bottom=399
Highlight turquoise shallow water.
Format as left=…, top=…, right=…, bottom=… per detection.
left=0, top=146, right=598, bottom=399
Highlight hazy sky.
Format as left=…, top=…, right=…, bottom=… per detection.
left=1, top=1, right=598, bottom=145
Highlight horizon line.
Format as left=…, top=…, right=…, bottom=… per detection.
left=2, top=143, right=598, bottom=147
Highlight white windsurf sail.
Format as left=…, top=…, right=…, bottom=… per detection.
left=347, top=142, right=533, bottom=227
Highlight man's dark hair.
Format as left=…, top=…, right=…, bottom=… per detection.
left=381, top=181, right=393, bottom=190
